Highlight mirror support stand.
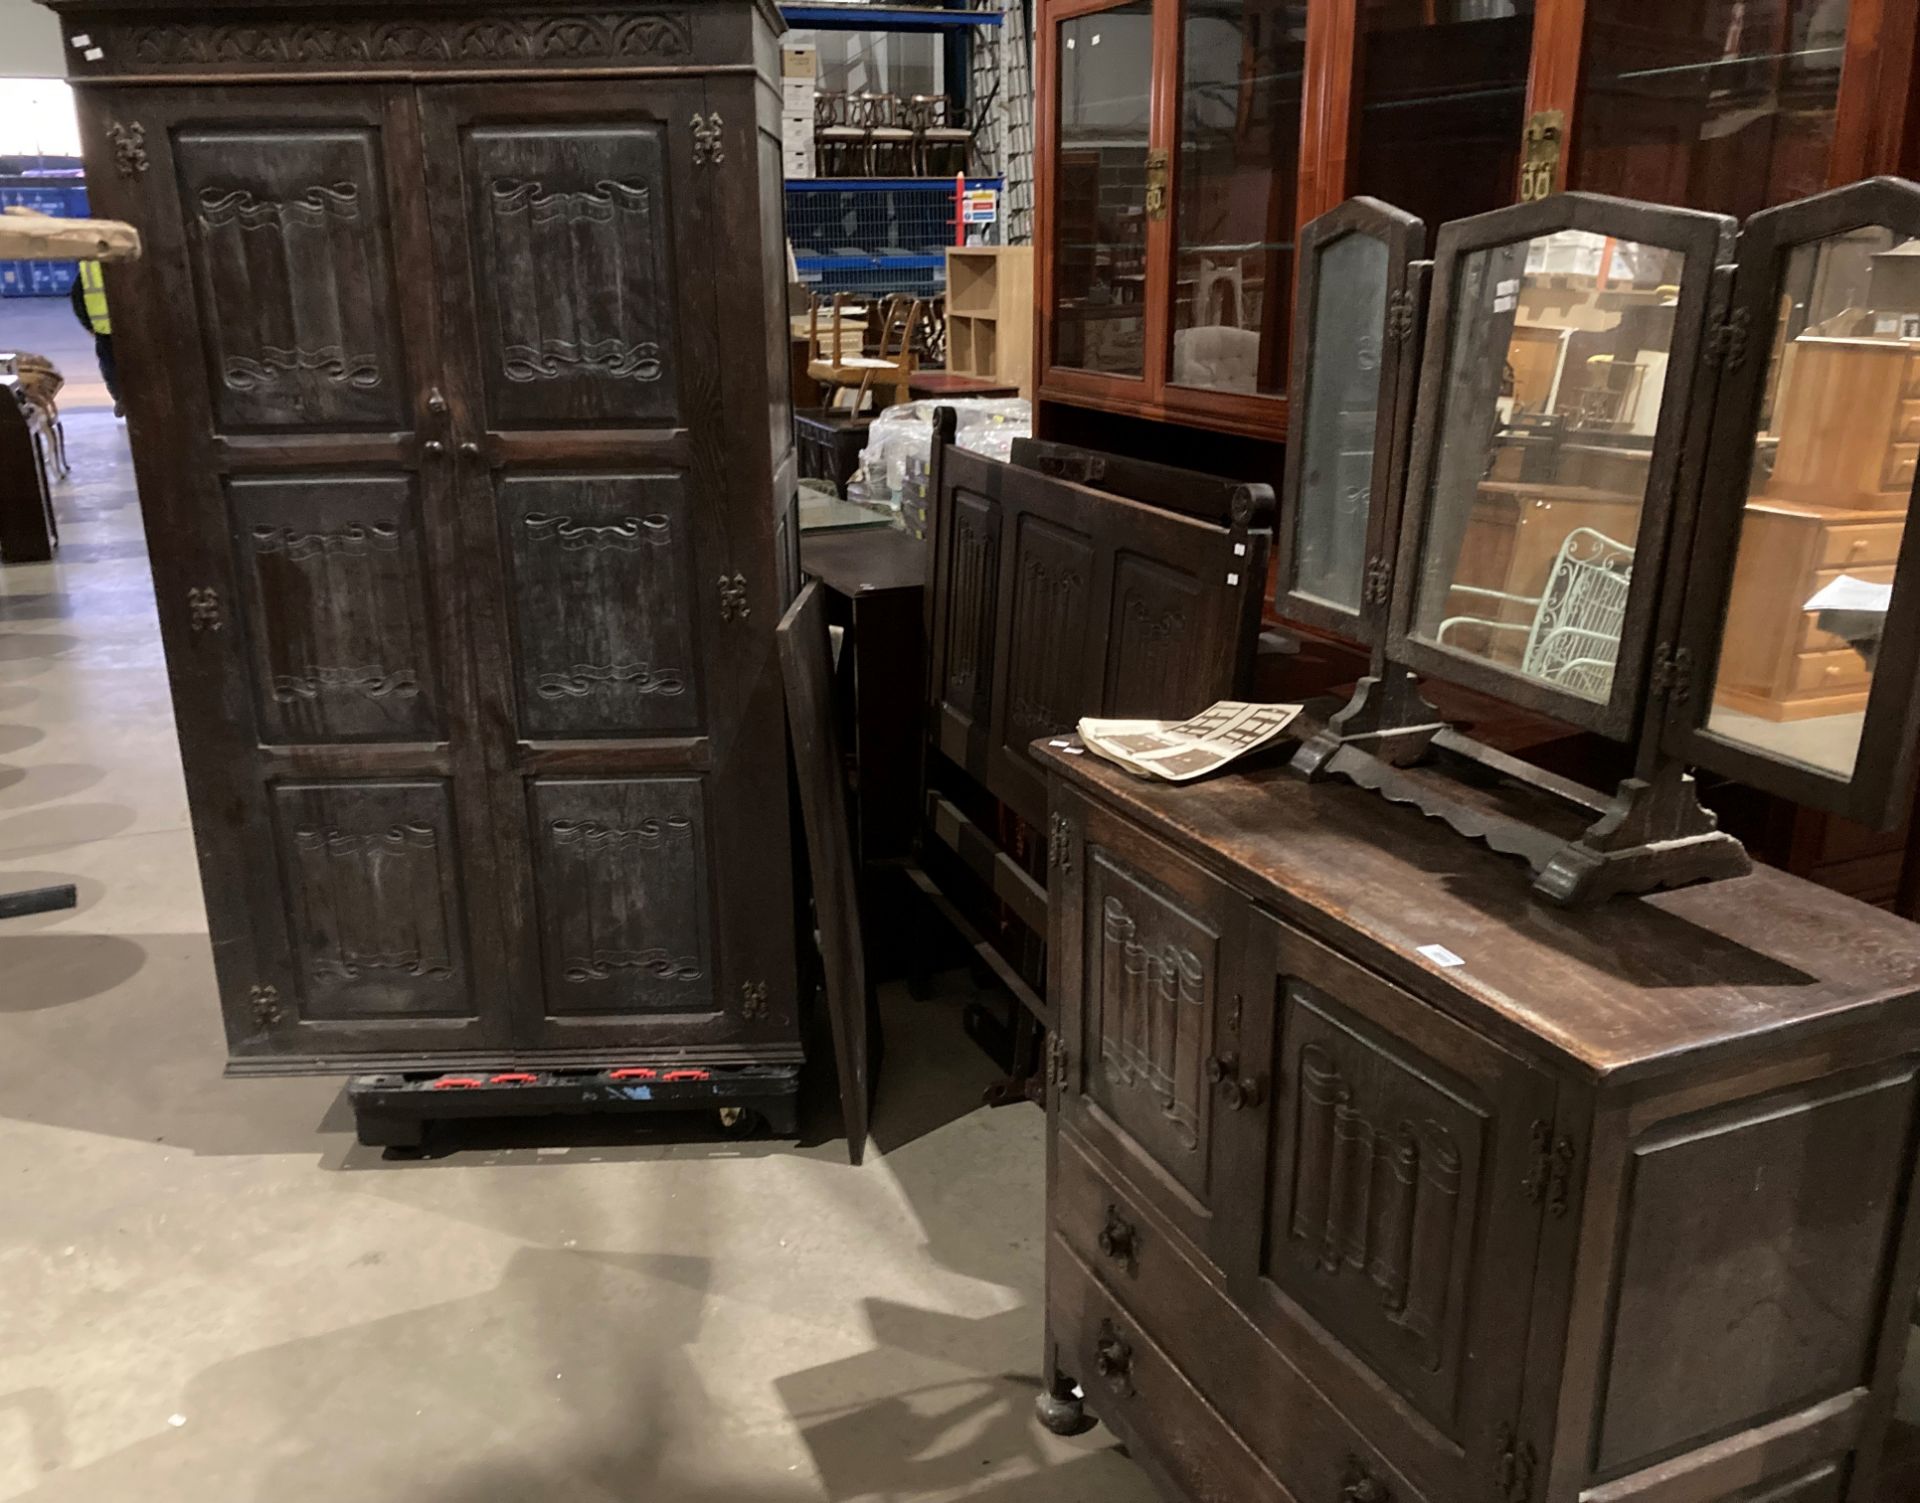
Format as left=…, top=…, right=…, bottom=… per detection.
left=1297, top=679, right=1750, bottom=906
left=1534, top=759, right=1751, bottom=906
left=1292, top=668, right=1445, bottom=777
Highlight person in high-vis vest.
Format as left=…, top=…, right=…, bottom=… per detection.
left=69, top=260, right=122, bottom=416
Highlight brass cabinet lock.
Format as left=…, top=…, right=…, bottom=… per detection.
left=1145, top=148, right=1169, bottom=221
left=1519, top=110, right=1563, bottom=203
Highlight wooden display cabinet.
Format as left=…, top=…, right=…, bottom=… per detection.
left=1032, top=0, right=1920, bottom=448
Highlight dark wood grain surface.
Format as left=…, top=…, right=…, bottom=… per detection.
left=800, top=525, right=926, bottom=597
left=777, top=580, right=871, bottom=1164
left=1036, top=737, right=1920, bottom=1079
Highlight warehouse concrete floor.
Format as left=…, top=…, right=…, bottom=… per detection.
left=0, top=301, right=1153, bottom=1502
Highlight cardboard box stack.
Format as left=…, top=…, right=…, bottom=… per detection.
left=781, top=45, right=817, bottom=180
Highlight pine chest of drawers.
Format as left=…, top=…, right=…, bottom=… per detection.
left=1037, top=740, right=1920, bottom=1503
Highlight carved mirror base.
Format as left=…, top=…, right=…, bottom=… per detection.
left=1312, top=734, right=1751, bottom=907
left=1291, top=671, right=1446, bottom=778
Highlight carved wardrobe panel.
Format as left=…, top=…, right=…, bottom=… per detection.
left=529, top=776, right=714, bottom=1016
left=272, top=779, right=474, bottom=1020
left=175, top=123, right=407, bottom=433
left=459, top=122, right=682, bottom=428
left=61, top=0, right=799, bottom=1077
left=500, top=472, right=699, bottom=738
left=230, top=474, right=442, bottom=744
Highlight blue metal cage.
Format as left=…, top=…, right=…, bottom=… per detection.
left=787, top=177, right=1000, bottom=298
left=0, top=177, right=91, bottom=298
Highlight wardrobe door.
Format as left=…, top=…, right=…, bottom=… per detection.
left=77, top=84, right=510, bottom=1064
left=418, top=81, right=796, bottom=1054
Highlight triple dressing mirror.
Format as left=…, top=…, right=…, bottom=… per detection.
left=1291, top=181, right=1920, bottom=898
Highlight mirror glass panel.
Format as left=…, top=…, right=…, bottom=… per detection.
left=1052, top=1, right=1156, bottom=377
left=1291, top=231, right=1391, bottom=611
left=1703, top=226, right=1920, bottom=779
left=1410, top=229, right=1687, bottom=702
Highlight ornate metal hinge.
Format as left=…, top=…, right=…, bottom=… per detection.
left=1523, top=1120, right=1577, bottom=1219
left=1518, top=109, right=1563, bottom=203
left=1363, top=553, right=1392, bottom=608
left=1708, top=307, right=1752, bottom=371
left=105, top=120, right=148, bottom=178
left=1494, top=1423, right=1538, bottom=1503
left=248, top=983, right=283, bottom=1028
left=187, top=586, right=224, bottom=633
left=718, top=572, right=749, bottom=622
left=739, top=979, right=768, bottom=1020
left=1047, top=812, right=1072, bottom=873
left=1144, top=148, right=1169, bottom=221
left=1045, top=1033, right=1069, bottom=1091
left=1384, top=289, right=1416, bottom=345
left=691, top=111, right=724, bottom=165
left=1649, top=642, right=1696, bottom=706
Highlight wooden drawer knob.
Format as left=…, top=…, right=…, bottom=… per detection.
left=1096, top=1204, right=1137, bottom=1268
left=1341, top=1458, right=1392, bottom=1503
left=1094, top=1319, right=1133, bottom=1392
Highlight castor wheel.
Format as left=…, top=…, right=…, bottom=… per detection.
left=1035, top=1386, right=1091, bottom=1437
left=716, top=1106, right=762, bottom=1138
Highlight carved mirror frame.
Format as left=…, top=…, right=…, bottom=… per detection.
left=1385, top=193, right=1736, bottom=741
left=1664, top=177, right=1920, bottom=826
left=1274, top=196, right=1427, bottom=645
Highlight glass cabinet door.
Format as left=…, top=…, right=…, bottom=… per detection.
left=1573, top=0, right=1851, bottom=219
left=1050, top=0, right=1159, bottom=380
left=1164, top=0, right=1307, bottom=404
left=1348, top=0, right=1537, bottom=232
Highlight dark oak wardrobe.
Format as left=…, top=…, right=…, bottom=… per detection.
left=48, top=0, right=802, bottom=1076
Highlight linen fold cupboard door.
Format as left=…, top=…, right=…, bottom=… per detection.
left=78, top=84, right=512, bottom=1064
left=77, top=72, right=797, bottom=1070
left=418, top=83, right=796, bottom=1056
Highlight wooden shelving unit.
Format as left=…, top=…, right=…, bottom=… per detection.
left=944, top=244, right=1033, bottom=398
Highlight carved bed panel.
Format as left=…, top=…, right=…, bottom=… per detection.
left=925, top=414, right=1274, bottom=830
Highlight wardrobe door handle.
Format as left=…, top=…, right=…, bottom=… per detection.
left=459, top=442, right=482, bottom=459
left=426, top=387, right=448, bottom=416
left=422, top=440, right=446, bottom=458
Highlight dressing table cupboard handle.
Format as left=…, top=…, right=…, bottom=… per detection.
left=1206, top=1053, right=1264, bottom=1111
